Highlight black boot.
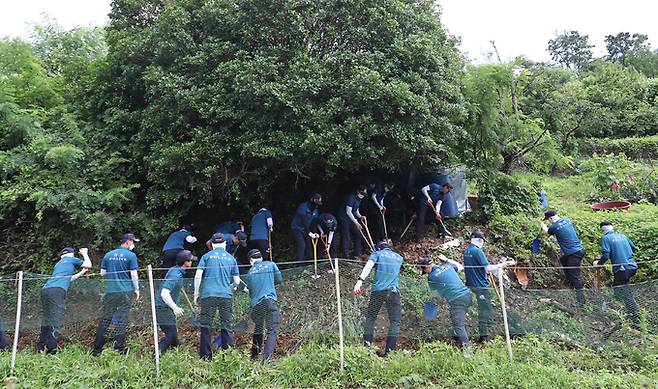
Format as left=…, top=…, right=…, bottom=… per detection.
left=251, top=334, right=263, bottom=360
left=383, top=336, right=397, bottom=356
left=575, top=289, right=586, bottom=308
left=477, top=335, right=491, bottom=344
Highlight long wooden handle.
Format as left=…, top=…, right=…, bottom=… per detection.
left=595, top=267, right=601, bottom=289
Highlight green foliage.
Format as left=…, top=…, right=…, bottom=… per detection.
left=488, top=212, right=539, bottom=264
left=580, top=154, right=658, bottom=205
left=1, top=338, right=656, bottom=388
left=547, top=31, right=593, bottom=71
left=538, top=171, right=658, bottom=281
left=474, top=171, right=541, bottom=222
left=460, top=60, right=569, bottom=173
left=579, top=135, right=658, bottom=162
left=604, top=32, right=650, bottom=64
left=0, top=34, right=138, bottom=272
left=626, top=48, right=658, bottom=78
left=577, top=61, right=658, bottom=138
left=94, top=0, right=466, bottom=218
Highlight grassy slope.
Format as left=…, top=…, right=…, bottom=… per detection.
left=1, top=336, right=657, bottom=388
left=2, top=172, right=658, bottom=388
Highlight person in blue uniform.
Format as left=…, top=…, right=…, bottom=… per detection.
left=365, top=182, right=394, bottom=242
left=250, top=208, right=274, bottom=259
left=418, top=256, right=471, bottom=348
left=290, top=193, right=322, bottom=262
left=463, top=230, right=515, bottom=343
left=92, top=233, right=140, bottom=356
left=310, top=213, right=338, bottom=258
left=543, top=210, right=586, bottom=306
left=207, top=229, right=248, bottom=255
left=353, top=239, right=404, bottom=355
left=594, top=221, right=640, bottom=329
left=215, top=221, right=244, bottom=235
left=0, top=322, right=7, bottom=351
left=37, top=247, right=92, bottom=354
left=245, top=249, right=283, bottom=362
left=194, top=233, right=244, bottom=359
left=160, top=225, right=197, bottom=270
left=416, top=182, right=452, bottom=240
left=155, top=250, right=196, bottom=353
left=338, top=186, right=367, bottom=259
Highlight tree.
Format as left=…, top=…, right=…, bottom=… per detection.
left=604, top=32, right=649, bottom=64
left=626, top=48, right=658, bottom=78
left=576, top=60, right=658, bottom=138
left=461, top=59, right=567, bottom=173
left=91, top=0, right=466, bottom=220
left=547, top=31, right=593, bottom=71
left=0, top=37, right=136, bottom=272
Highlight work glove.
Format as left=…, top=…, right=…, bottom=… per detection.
left=380, top=206, right=387, bottom=213
left=501, top=260, right=516, bottom=268
left=173, top=306, right=184, bottom=318
left=426, top=198, right=433, bottom=206
left=194, top=294, right=200, bottom=307
left=360, top=215, right=367, bottom=223
left=593, top=260, right=601, bottom=267
left=80, top=247, right=89, bottom=256
left=354, top=222, right=363, bottom=231
left=435, top=213, right=443, bottom=222
left=353, top=280, right=363, bottom=296
left=133, top=290, right=140, bottom=302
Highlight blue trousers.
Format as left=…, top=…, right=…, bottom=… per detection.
left=199, top=297, right=234, bottom=360
left=92, top=292, right=133, bottom=354
left=37, top=287, right=67, bottom=354
left=250, top=299, right=280, bottom=361
left=156, top=307, right=180, bottom=353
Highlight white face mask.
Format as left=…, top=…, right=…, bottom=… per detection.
left=471, top=238, right=484, bottom=248
left=128, top=243, right=135, bottom=251
left=357, top=193, right=365, bottom=199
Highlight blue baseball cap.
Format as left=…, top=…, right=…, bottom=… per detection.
left=121, top=233, right=140, bottom=243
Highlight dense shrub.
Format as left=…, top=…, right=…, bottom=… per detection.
left=474, top=171, right=541, bottom=222
left=579, top=135, right=658, bottom=162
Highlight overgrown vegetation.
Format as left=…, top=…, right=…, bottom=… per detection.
left=0, top=1, right=656, bottom=269
left=1, top=337, right=656, bottom=388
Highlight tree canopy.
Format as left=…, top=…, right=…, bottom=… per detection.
left=0, top=3, right=657, bottom=269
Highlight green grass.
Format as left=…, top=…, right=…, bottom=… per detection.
left=515, top=169, right=658, bottom=281
left=1, top=336, right=657, bottom=388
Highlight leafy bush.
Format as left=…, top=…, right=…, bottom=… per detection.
left=579, top=154, right=658, bottom=205
left=474, top=171, right=541, bottom=222
left=1, top=338, right=656, bottom=388
left=579, top=135, right=658, bottom=162
left=488, top=212, right=540, bottom=265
